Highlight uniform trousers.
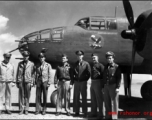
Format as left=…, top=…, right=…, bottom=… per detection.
left=36, top=80, right=48, bottom=112
left=56, top=80, right=70, bottom=113
left=104, top=84, right=118, bottom=119
left=73, top=81, right=87, bottom=114
left=18, top=82, right=31, bottom=111
left=0, top=82, right=12, bottom=111
left=90, top=80, right=104, bottom=116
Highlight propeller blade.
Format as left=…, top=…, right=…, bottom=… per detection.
left=129, top=40, right=136, bottom=96
left=122, top=0, right=134, bottom=28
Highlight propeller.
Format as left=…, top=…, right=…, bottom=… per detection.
left=122, top=0, right=134, bottom=28
left=122, top=0, right=136, bottom=97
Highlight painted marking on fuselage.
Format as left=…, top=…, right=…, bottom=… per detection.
left=89, top=34, right=104, bottom=49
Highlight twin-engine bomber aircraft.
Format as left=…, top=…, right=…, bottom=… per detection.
left=9, top=0, right=152, bottom=105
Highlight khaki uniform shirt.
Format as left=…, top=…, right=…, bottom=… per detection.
left=0, top=61, right=15, bottom=82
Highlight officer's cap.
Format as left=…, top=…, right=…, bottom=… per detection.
left=105, top=51, right=115, bottom=58
left=3, top=52, right=12, bottom=58
left=61, top=54, right=68, bottom=58
left=91, top=53, right=98, bottom=57
left=38, top=52, right=46, bottom=58
left=75, top=50, right=84, bottom=55
left=22, top=51, right=30, bottom=57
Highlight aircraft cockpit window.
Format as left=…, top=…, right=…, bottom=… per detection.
left=28, top=35, right=39, bottom=41
left=52, top=28, right=64, bottom=41
left=75, top=18, right=90, bottom=30
left=106, top=19, right=117, bottom=30
left=90, top=20, right=105, bottom=30
left=40, top=30, right=51, bottom=41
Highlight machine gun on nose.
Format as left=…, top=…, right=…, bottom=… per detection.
left=9, top=42, right=28, bottom=53
left=8, top=41, right=28, bottom=60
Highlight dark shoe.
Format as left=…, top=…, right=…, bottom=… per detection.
left=7, top=110, right=12, bottom=114
left=6, top=110, right=12, bottom=114
left=97, top=115, right=105, bottom=119
left=19, top=110, right=24, bottom=115
left=0, top=110, right=2, bottom=115
left=55, top=112, right=61, bottom=116
left=83, top=113, right=88, bottom=118
left=25, top=111, right=28, bottom=115
left=74, top=112, right=79, bottom=117
left=42, top=111, right=46, bottom=115
left=35, top=111, right=40, bottom=115
left=88, top=114, right=97, bottom=118
left=67, top=112, right=71, bottom=116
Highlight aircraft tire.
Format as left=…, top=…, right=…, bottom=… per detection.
left=50, top=90, right=65, bottom=107
left=140, top=80, right=152, bottom=101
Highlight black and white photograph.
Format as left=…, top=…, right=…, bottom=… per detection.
left=0, top=0, right=152, bottom=119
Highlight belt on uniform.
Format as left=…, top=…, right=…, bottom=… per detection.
left=59, top=79, right=70, bottom=82
left=105, top=83, right=116, bottom=86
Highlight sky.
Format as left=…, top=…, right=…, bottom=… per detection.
left=0, top=0, right=152, bottom=78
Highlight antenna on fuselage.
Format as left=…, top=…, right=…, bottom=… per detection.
left=115, top=6, right=118, bottom=17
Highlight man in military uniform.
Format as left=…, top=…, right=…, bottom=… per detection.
left=16, top=51, right=35, bottom=115
left=89, top=53, right=105, bottom=118
left=35, top=52, right=53, bottom=115
left=73, top=50, right=91, bottom=117
left=103, top=51, right=121, bottom=120
left=0, top=53, right=15, bottom=114
left=54, top=54, right=73, bottom=116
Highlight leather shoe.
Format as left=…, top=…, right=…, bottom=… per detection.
left=55, top=112, right=61, bottom=116
left=74, top=112, right=79, bottom=117
left=42, top=111, right=46, bottom=115
left=83, top=113, right=88, bottom=118
left=6, top=110, right=12, bottom=114
left=19, top=110, right=24, bottom=115
left=67, top=112, right=71, bottom=116
left=25, top=111, right=28, bottom=115
left=88, top=114, right=97, bottom=118
left=35, top=111, right=40, bottom=115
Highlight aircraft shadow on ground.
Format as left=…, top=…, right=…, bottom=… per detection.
left=119, top=95, right=152, bottom=119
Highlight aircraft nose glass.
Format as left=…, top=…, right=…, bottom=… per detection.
left=18, top=41, right=29, bottom=53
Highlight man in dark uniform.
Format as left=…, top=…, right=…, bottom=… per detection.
left=89, top=53, right=105, bottom=118
left=35, top=52, right=53, bottom=115
left=73, top=50, right=91, bottom=117
left=103, top=51, right=121, bottom=120
left=16, top=51, right=35, bottom=115
left=54, top=54, right=73, bottom=116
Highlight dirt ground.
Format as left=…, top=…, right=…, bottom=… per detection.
left=0, top=75, right=152, bottom=119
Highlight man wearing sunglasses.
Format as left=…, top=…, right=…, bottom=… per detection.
left=16, top=51, right=35, bottom=115
left=0, top=53, right=15, bottom=115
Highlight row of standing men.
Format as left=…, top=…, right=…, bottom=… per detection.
left=0, top=50, right=121, bottom=120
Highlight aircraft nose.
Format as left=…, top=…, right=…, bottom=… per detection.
left=18, top=38, right=29, bottom=54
